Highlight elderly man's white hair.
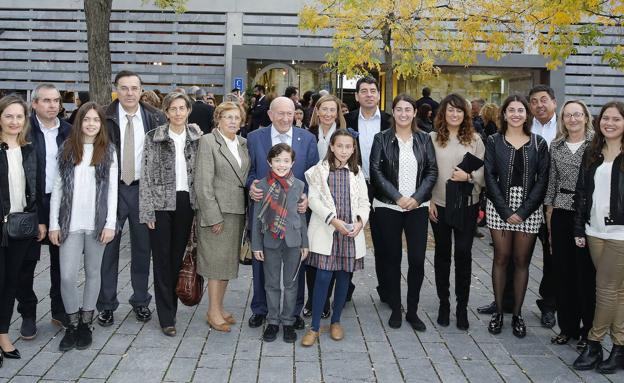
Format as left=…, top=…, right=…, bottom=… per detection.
left=318, top=89, right=329, bottom=97
left=269, top=96, right=295, bottom=110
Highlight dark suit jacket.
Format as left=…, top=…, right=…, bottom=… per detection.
left=250, top=95, right=271, bottom=132
left=188, top=100, right=214, bottom=134
left=105, top=100, right=167, bottom=180
left=416, top=96, right=440, bottom=116
left=344, top=108, right=392, bottom=166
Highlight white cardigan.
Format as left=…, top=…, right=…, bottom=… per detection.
left=305, top=161, right=370, bottom=259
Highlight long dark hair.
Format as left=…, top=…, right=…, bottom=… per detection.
left=434, top=93, right=475, bottom=147
left=499, top=94, right=532, bottom=136
left=585, top=101, right=624, bottom=169
left=325, top=129, right=359, bottom=175
left=391, top=93, right=418, bottom=132
left=62, top=102, right=109, bottom=165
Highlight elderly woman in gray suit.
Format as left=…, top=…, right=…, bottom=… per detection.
left=195, top=101, right=250, bottom=332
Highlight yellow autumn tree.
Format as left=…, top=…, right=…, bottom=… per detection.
left=299, top=0, right=624, bottom=111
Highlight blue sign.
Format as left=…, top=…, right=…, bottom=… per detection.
left=233, top=77, right=244, bottom=91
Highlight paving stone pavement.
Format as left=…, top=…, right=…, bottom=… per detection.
left=0, top=226, right=619, bottom=382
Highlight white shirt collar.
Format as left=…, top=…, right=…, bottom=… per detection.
left=271, top=125, right=293, bottom=139
left=36, top=115, right=60, bottom=132
left=318, top=123, right=336, bottom=141
left=358, top=108, right=381, bottom=121
left=118, top=104, right=143, bottom=124
left=532, top=113, right=557, bottom=129
left=217, top=129, right=239, bottom=145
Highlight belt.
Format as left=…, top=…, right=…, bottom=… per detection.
left=120, top=180, right=139, bottom=186
left=559, top=188, right=575, bottom=194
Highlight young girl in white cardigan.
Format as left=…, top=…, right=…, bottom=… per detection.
left=301, top=129, right=370, bottom=346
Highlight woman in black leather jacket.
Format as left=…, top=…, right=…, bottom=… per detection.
left=0, top=95, right=39, bottom=367
left=484, top=95, right=549, bottom=338
left=370, top=93, right=437, bottom=331
left=572, top=101, right=624, bottom=374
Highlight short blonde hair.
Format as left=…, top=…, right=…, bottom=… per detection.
left=213, top=101, right=246, bottom=127
left=309, top=94, right=346, bottom=129
left=162, top=92, right=192, bottom=114
left=0, top=95, right=31, bottom=147
left=556, top=100, right=593, bottom=141
left=480, top=103, right=499, bottom=129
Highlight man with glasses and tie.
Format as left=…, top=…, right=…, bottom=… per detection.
left=245, top=96, right=319, bottom=331
left=97, top=70, right=166, bottom=327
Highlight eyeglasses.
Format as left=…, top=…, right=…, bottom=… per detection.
left=167, top=106, right=188, bottom=113
left=563, top=112, right=585, bottom=119
left=318, top=107, right=337, bottom=113
left=221, top=114, right=242, bottom=121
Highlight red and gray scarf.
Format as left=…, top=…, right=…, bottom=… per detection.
left=258, top=170, right=295, bottom=240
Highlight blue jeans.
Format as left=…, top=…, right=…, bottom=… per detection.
left=311, top=269, right=350, bottom=331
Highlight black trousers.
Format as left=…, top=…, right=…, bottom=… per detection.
left=367, top=182, right=385, bottom=300
left=431, top=204, right=478, bottom=309
left=0, top=237, right=32, bottom=333
left=150, top=191, right=194, bottom=328
left=16, top=193, right=65, bottom=319
left=537, top=211, right=556, bottom=313
left=376, top=207, right=428, bottom=314
left=551, top=209, right=595, bottom=337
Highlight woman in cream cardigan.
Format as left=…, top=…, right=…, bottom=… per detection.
left=301, top=129, right=370, bottom=346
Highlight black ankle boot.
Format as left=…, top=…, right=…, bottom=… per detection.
left=456, top=307, right=469, bottom=330
left=76, top=309, right=94, bottom=350
left=59, top=312, right=80, bottom=351
left=573, top=340, right=603, bottom=370
left=437, top=302, right=450, bottom=327
left=597, top=344, right=624, bottom=374
left=488, top=313, right=503, bottom=334
left=388, top=309, right=402, bottom=329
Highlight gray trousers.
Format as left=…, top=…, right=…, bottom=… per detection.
left=263, top=243, right=301, bottom=326
left=60, top=231, right=106, bottom=313
left=97, top=183, right=152, bottom=311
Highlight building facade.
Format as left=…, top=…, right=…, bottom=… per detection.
left=0, top=0, right=622, bottom=113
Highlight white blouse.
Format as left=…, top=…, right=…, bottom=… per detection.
left=316, top=123, right=336, bottom=161
left=49, top=144, right=118, bottom=233
left=169, top=128, right=189, bottom=192
left=373, top=135, right=422, bottom=213
left=586, top=161, right=624, bottom=240
left=7, top=147, right=26, bottom=213
left=217, top=129, right=242, bottom=167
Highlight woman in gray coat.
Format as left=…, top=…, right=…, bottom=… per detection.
left=195, top=101, right=250, bottom=332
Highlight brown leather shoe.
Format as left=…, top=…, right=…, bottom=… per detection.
left=330, top=323, right=344, bottom=341
left=301, top=330, right=320, bottom=347
left=206, top=316, right=231, bottom=332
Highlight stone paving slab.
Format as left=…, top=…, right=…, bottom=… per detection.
left=0, top=226, right=620, bottom=382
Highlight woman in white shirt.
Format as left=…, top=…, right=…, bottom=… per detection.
left=0, top=95, right=39, bottom=367
left=139, top=93, right=203, bottom=337
left=573, top=101, right=624, bottom=374
left=49, top=102, right=117, bottom=352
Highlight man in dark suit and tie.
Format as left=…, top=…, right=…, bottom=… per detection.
left=245, top=97, right=319, bottom=332
left=344, top=76, right=392, bottom=303
left=249, top=84, right=271, bottom=133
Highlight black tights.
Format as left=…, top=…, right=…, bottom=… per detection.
left=490, top=230, right=537, bottom=316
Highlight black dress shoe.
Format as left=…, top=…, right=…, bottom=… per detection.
left=293, top=315, right=305, bottom=330
left=162, top=326, right=177, bottom=337
left=321, top=308, right=331, bottom=319
left=597, top=344, right=624, bottom=374
left=437, top=305, right=450, bottom=327
left=1, top=348, right=21, bottom=359
left=456, top=308, right=469, bottom=331
left=406, top=314, right=426, bottom=332
left=283, top=325, right=297, bottom=343
left=248, top=314, right=266, bottom=328
left=134, top=306, right=152, bottom=322
left=97, top=310, right=114, bottom=327
left=262, top=324, right=279, bottom=342
left=541, top=311, right=556, bottom=328
left=488, top=313, right=503, bottom=334
left=20, top=317, right=37, bottom=340
left=302, top=307, right=312, bottom=317
left=388, top=309, right=402, bottom=329
left=574, top=340, right=603, bottom=370
left=511, top=315, right=526, bottom=338
left=477, top=301, right=497, bottom=314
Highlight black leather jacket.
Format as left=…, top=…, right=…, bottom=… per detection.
left=484, top=133, right=549, bottom=221
left=574, top=152, right=624, bottom=237
left=370, top=129, right=438, bottom=205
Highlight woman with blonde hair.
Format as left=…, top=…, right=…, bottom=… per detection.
left=195, top=101, right=250, bottom=332
left=480, top=103, right=499, bottom=137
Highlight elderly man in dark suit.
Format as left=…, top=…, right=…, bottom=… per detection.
left=344, top=76, right=392, bottom=304
left=188, top=88, right=214, bottom=134
left=246, top=96, right=319, bottom=330
left=97, top=70, right=167, bottom=327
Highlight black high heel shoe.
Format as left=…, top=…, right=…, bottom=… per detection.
left=488, top=313, right=503, bottom=334
left=511, top=315, right=526, bottom=338
left=1, top=348, right=21, bottom=359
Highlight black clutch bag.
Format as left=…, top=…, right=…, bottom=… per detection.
left=3, top=211, right=38, bottom=241
left=457, top=152, right=484, bottom=173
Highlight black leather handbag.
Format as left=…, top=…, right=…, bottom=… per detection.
left=3, top=211, right=38, bottom=240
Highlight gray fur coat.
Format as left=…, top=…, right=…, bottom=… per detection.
left=57, top=143, right=115, bottom=243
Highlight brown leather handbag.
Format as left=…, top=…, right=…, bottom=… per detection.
left=176, top=219, right=204, bottom=306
